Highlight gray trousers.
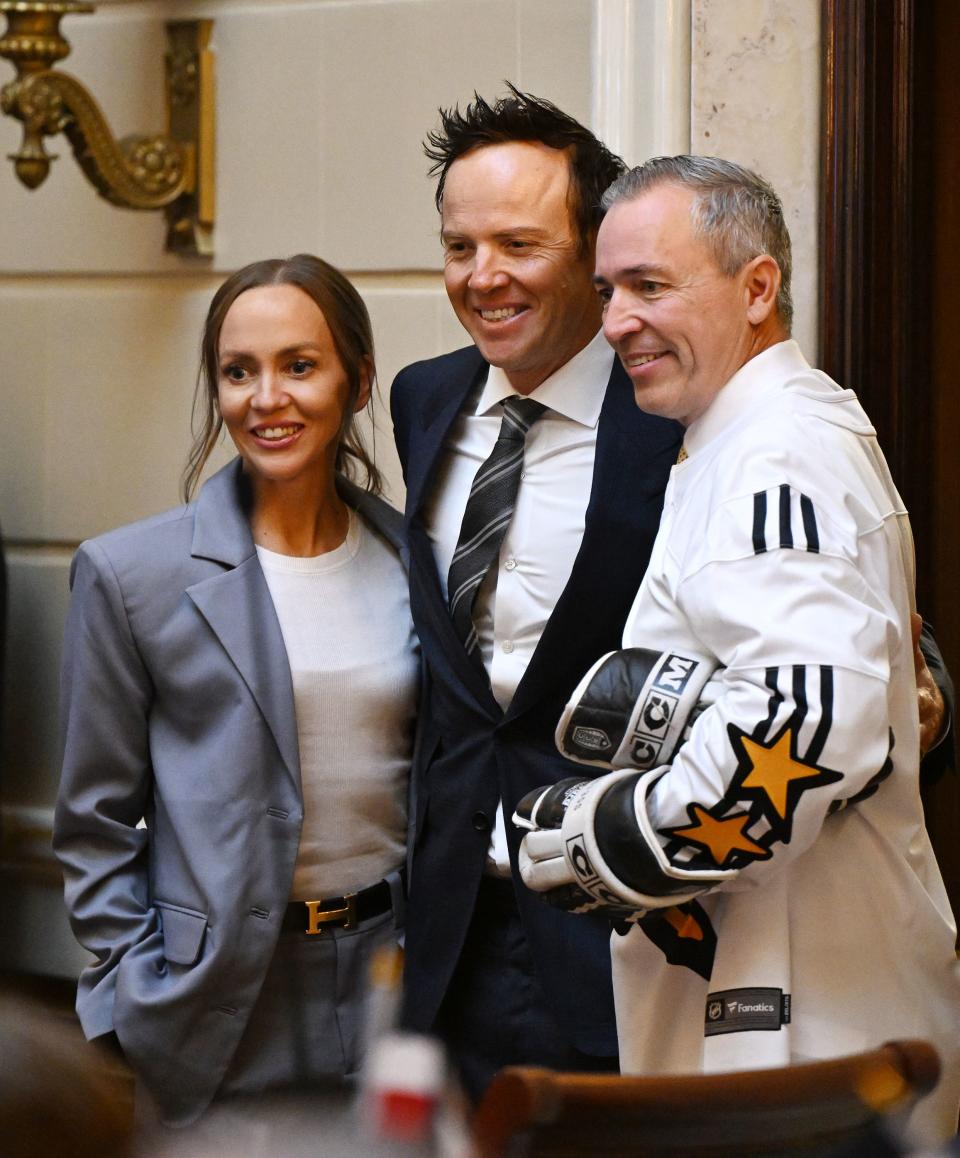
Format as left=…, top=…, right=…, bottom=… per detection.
left=218, top=909, right=399, bottom=1098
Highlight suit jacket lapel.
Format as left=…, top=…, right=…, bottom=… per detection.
left=405, top=352, right=502, bottom=715
left=404, top=355, right=487, bottom=523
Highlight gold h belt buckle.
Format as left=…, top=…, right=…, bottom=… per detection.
left=304, top=894, right=357, bottom=935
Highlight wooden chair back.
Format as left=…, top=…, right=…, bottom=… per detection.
left=472, top=1040, right=941, bottom=1157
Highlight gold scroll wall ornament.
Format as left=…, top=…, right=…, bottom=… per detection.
left=0, top=3, right=215, bottom=255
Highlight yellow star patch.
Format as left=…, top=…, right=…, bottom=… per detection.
left=666, top=804, right=768, bottom=868
left=739, top=728, right=839, bottom=820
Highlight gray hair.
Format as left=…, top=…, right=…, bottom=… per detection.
left=600, top=155, right=793, bottom=331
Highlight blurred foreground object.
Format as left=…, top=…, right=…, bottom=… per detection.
left=0, top=989, right=132, bottom=1157
left=359, top=944, right=474, bottom=1156
left=473, top=1040, right=941, bottom=1157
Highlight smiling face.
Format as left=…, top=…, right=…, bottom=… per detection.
left=440, top=141, right=602, bottom=395
left=595, top=183, right=780, bottom=426
left=217, top=283, right=370, bottom=490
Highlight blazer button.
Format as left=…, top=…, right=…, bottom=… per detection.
left=472, top=811, right=491, bottom=833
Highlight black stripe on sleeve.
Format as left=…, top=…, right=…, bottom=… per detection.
left=791, top=664, right=808, bottom=732
left=752, top=492, right=768, bottom=554
left=804, top=665, right=834, bottom=763
left=754, top=668, right=784, bottom=740
left=779, top=484, right=793, bottom=548
left=800, top=494, right=819, bottom=553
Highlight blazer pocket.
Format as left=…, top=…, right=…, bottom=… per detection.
left=156, top=901, right=208, bottom=966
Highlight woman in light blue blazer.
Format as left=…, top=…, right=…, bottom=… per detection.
left=53, top=256, right=419, bottom=1127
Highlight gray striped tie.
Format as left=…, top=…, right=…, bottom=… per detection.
left=447, top=396, right=546, bottom=659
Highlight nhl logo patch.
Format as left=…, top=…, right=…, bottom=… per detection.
left=703, top=987, right=790, bottom=1036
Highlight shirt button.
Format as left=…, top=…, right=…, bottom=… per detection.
left=502, top=640, right=514, bottom=654
left=472, top=811, right=490, bottom=832
left=504, top=558, right=517, bottom=571
left=520, top=471, right=526, bottom=480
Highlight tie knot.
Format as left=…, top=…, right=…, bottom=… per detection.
left=500, top=396, right=546, bottom=439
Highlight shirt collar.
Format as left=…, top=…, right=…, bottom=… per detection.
left=683, top=339, right=810, bottom=456
left=477, top=329, right=612, bottom=428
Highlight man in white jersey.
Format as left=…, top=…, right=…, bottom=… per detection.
left=514, top=155, right=960, bottom=1142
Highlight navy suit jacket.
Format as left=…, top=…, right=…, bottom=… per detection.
left=390, top=345, right=682, bottom=1053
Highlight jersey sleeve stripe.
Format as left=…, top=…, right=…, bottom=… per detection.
left=752, top=492, right=768, bottom=554
left=791, top=664, right=809, bottom=731
left=803, top=665, right=834, bottom=763
left=747, top=487, right=822, bottom=555
left=779, top=484, right=794, bottom=548
left=755, top=667, right=785, bottom=739
left=800, top=493, right=819, bottom=553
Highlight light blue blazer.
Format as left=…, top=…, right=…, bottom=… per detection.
left=53, top=457, right=409, bottom=1125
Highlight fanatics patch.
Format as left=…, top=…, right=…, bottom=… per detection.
left=704, top=987, right=790, bottom=1036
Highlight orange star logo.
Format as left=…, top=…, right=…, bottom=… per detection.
left=663, top=906, right=704, bottom=941
left=664, top=804, right=769, bottom=868
left=736, top=727, right=843, bottom=822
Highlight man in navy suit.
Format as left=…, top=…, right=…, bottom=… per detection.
left=389, top=89, right=951, bottom=1101
left=390, top=89, right=681, bottom=1098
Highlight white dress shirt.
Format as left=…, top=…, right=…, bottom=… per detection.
left=424, top=328, right=614, bottom=871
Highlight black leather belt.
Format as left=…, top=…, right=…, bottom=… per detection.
left=283, top=875, right=399, bottom=935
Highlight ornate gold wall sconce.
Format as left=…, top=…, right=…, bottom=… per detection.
left=0, top=3, right=215, bottom=255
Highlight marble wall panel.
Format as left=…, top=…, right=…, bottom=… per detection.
left=518, top=0, right=593, bottom=125
left=690, top=0, right=821, bottom=361
left=359, top=280, right=458, bottom=504
left=0, top=280, right=218, bottom=540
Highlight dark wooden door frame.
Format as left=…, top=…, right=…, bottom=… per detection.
left=819, top=0, right=931, bottom=589
left=821, top=0, right=959, bottom=912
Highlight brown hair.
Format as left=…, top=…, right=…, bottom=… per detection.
left=182, top=254, right=382, bottom=501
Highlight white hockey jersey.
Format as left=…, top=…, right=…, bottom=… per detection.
left=613, top=340, right=960, bottom=1142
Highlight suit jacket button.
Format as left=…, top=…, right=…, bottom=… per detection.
left=472, top=811, right=490, bottom=832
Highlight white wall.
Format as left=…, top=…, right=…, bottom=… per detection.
left=0, top=0, right=820, bottom=976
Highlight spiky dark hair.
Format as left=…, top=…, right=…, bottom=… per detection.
left=424, top=83, right=625, bottom=246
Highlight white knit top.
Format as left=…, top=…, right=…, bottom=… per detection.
left=256, top=509, right=418, bottom=898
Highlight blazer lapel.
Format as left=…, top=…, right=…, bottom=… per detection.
left=187, top=562, right=301, bottom=786
left=185, top=460, right=301, bottom=786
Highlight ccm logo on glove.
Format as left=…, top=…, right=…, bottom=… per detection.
left=556, top=647, right=720, bottom=771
